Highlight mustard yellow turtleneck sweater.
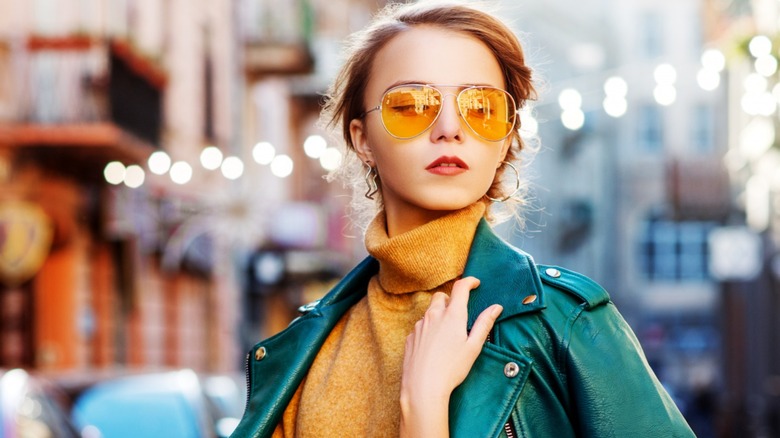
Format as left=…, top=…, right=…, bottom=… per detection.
left=272, top=202, right=486, bottom=438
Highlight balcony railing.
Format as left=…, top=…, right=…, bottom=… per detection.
left=0, top=36, right=164, bottom=147
left=241, top=0, right=313, bottom=44
left=240, top=0, right=314, bottom=76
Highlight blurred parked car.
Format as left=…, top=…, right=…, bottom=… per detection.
left=0, top=368, right=79, bottom=438
left=54, top=369, right=245, bottom=438
left=198, top=373, right=246, bottom=438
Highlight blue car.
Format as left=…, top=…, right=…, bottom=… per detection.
left=69, top=369, right=243, bottom=438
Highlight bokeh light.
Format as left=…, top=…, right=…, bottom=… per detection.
left=221, top=156, right=244, bottom=180
left=201, top=146, right=224, bottom=170
left=104, top=161, right=126, bottom=185
left=303, top=135, right=327, bottom=159
left=319, top=148, right=342, bottom=171
left=124, top=165, right=145, bottom=188
left=603, top=97, right=628, bottom=117
left=558, top=88, right=582, bottom=110
left=749, top=35, right=772, bottom=57
left=701, top=49, right=726, bottom=72
left=170, top=161, right=193, bottom=185
left=697, top=68, right=721, bottom=91
left=270, top=154, right=294, bottom=178
left=561, top=108, right=585, bottom=130
left=604, top=76, right=628, bottom=97
left=253, top=141, right=276, bottom=165
left=148, top=151, right=172, bottom=175
left=654, top=64, right=677, bottom=85
left=654, top=84, right=677, bottom=106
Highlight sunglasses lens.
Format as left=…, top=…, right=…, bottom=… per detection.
left=458, top=87, right=516, bottom=141
left=380, top=86, right=442, bottom=138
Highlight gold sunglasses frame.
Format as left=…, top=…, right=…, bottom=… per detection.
left=361, top=83, right=519, bottom=142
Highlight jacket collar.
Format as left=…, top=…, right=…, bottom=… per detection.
left=316, top=218, right=545, bottom=329
left=462, top=219, right=546, bottom=329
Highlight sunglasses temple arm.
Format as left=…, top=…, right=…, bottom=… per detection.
left=359, top=106, right=381, bottom=119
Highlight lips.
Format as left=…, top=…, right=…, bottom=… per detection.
left=426, top=156, right=469, bottom=170
left=425, top=155, right=468, bottom=176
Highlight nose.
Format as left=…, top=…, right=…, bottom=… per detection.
left=429, top=93, right=464, bottom=143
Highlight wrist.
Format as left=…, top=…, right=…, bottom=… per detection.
left=399, top=390, right=450, bottom=438
left=400, top=387, right=450, bottom=414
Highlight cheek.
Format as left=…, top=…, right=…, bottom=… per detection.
left=364, top=129, right=404, bottom=168
left=487, top=148, right=505, bottom=170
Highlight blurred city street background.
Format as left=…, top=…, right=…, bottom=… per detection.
left=0, top=0, right=778, bottom=436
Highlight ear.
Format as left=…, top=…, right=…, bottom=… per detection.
left=350, top=118, right=375, bottom=164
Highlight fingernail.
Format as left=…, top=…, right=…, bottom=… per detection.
left=491, top=305, right=503, bottom=318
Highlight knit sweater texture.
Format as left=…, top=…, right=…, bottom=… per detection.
left=272, top=202, right=486, bottom=437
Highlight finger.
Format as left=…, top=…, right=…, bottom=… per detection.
left=404, top=319, right=423, bottom=351
left=428, top=291, right=449, bottom=311
left=449, top=276, right=480, bottom=316
left=467, top=304, right=503, bottom=349
left=403, top=333, right=414, bottom=366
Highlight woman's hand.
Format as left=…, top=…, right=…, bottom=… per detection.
left=399, top=276, right=503, bottom=438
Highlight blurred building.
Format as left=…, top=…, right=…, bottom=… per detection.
left=0, top=0, right=391, bottom=376
left=0, top=0, right=243, bottom=373
left=710, top=0, right=780, bottom=435
left=502, top=0, right=729, bottom=434
left=236, top=0, right=388, bottom=342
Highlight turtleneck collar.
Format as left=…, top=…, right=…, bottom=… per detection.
left=364, top=202, right=487, bottom=294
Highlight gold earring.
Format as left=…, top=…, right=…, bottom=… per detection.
left=364, top=162, right=379, bottom=199
left=486, top=161, right=521, bottom=203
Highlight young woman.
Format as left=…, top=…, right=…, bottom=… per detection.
left=232, top=2, right=695, bottom=437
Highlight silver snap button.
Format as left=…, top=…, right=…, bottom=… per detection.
left=545, top=268, right=561, bottom=278
left=297, top=300, right=320, bottom=314
left=504, top=362, right=520, bottom=378
left=255, top=346, right=267, bottom=361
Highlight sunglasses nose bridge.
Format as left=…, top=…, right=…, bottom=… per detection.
left=433, top=92, right=465, bottom=127
left=437, top=91, right=465, bottom=119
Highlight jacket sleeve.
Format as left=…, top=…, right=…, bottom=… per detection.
left=564, top=302, right=695, bottom=437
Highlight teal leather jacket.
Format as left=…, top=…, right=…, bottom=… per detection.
left=232, top=220, right=695, bottom=438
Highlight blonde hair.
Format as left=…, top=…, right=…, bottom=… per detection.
left=322, top=1, right=537, bottom=227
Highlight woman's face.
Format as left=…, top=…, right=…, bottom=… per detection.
left=350, top=26, right=511, bottom=232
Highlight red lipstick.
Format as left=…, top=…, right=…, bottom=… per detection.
left=426, top=155, right=468, bottom=175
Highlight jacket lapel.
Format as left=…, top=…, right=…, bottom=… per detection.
left=463, top=219, right=546, bottom=330
left=234, top=258, right=378, bottom=438
left=450, top=343, right=532, bottom=438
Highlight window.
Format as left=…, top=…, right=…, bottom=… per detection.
left=638, top=104, right=663, bottom=152
left=204, top=53, right=214, bottom=140
left=640, top=11, right=663, bottom=59
left=639, top=220, right=714, bottom=282
left=692, top=104, right=714, bottom=153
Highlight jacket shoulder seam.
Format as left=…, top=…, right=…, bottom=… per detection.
left=537, top=264, right=610, bottom=309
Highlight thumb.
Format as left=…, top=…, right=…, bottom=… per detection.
left=467, top=304, right=503, bottom=348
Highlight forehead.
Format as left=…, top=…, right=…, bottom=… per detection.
left=367, top=26, right=505, bottom=96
